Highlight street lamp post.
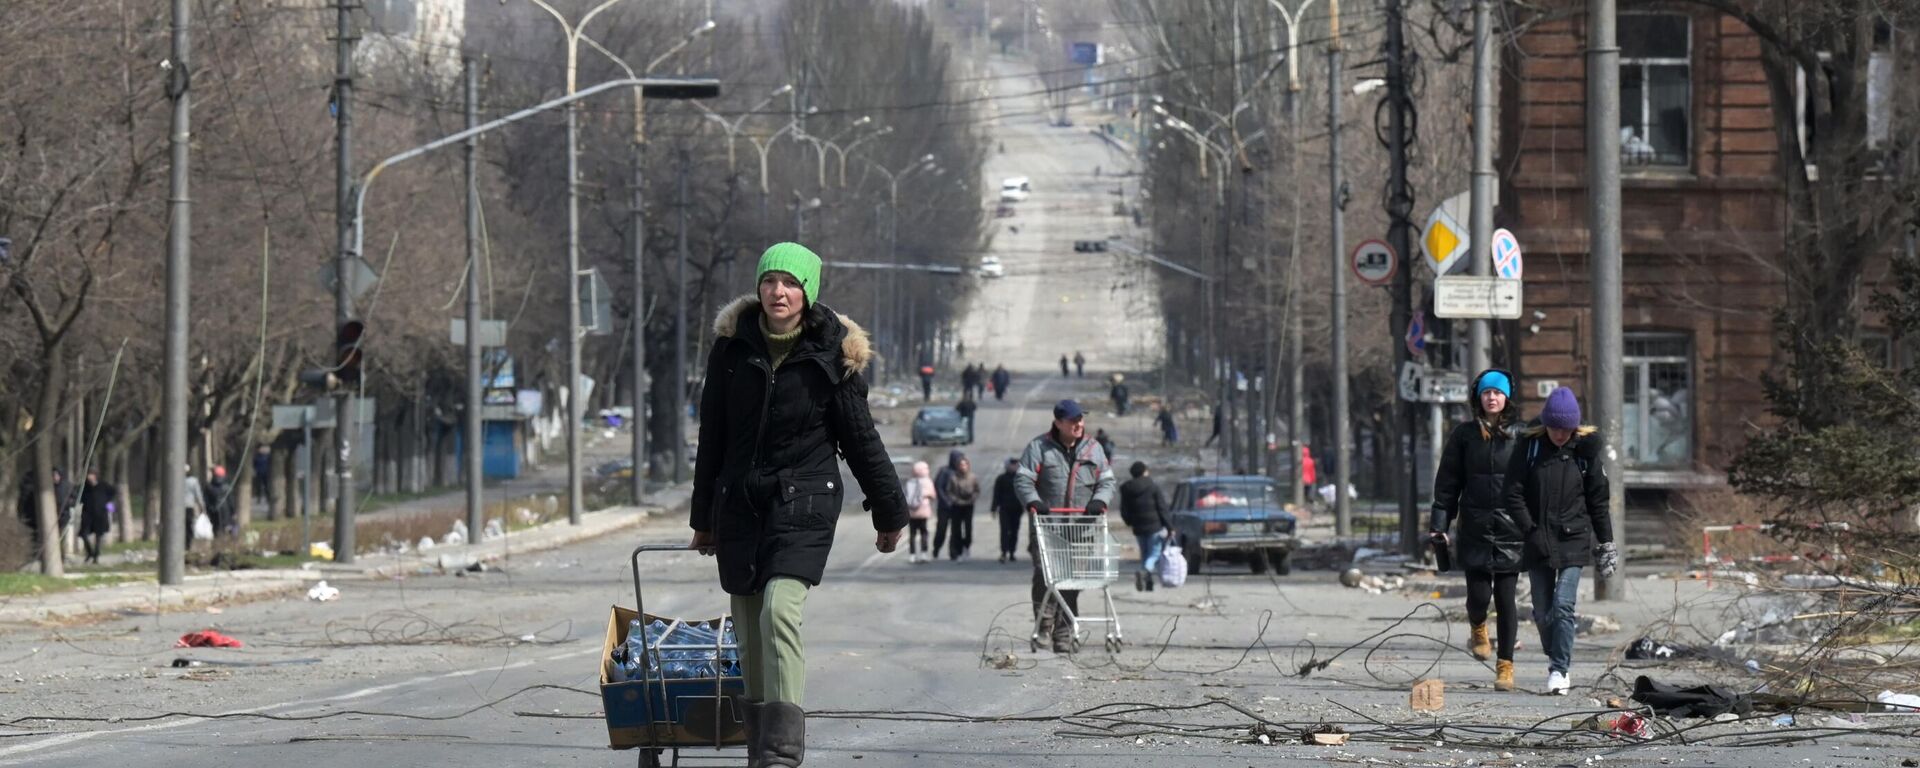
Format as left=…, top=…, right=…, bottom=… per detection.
left=865, top=154, right=937, bottom=374
left=522, top=0, right=634, bottom=526
left=577, top=24, right=715, bottom=498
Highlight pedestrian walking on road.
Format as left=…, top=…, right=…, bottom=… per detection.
left=1300, top=445, right=1318, bottom=504
left=992, top=457, right=1023, bottom=563
left=1503, top=386, right=1614, bottom=697
left=918, top=360, right=935, bottom=403
left=961, top=365, right=980, bottom=402
left=955, top=395, right=978, bottom=445
left=903, top=461, right=937, bottom=564
left=1094, top=428, right=1117, bottom=464
left=1015, top=399, right=1117, bottom=653
left=990, top=365, right=1011, bottom=401
left=1155, top=406, right=1178, bottom=445
left=78, top=470, right=115, bottom=565
left=1059, top=354, right=1070, bottom=378
left=933, top=451, right=979, bottom=561
left=1204, top=404, right=1223, bottom=447
left=1109, top=375, right=1130, bottom=416
left=1073, top=351, right=1086, bottom=378
left=1429, top=369, right=1525, bottom=692
left=207, top=466, right=236, bottom=538
left=252, top=446, right=272, bottom=510
left=181, top=465, right=208, bottom=548
left=1119, top=462, right=1170, bottom=592
left=689, top=242, right=908, bottom=766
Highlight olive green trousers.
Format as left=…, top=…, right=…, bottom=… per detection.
left=730, top=576, right=811, bottom=705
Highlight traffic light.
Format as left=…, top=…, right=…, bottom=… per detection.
left=335, top=320, right=364, bottom=385
left=298, top=321, right=366, bottom=391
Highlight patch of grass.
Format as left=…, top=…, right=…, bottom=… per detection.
left=0, top=572, right=147, bottom=596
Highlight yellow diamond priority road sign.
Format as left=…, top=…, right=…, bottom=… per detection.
left=1421, top=191, right=1471, bottom=277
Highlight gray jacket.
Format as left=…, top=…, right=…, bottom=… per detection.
left=1012, top=430, right=1117, bottom=512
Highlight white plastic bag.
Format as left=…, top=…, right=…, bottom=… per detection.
left=307, top=580, right=341, bottom=602
left=1157, top=537, right=1188, bottom=588
left=191, top=512, right=214, bottom=541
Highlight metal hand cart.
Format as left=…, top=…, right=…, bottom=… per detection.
left=1030, top=508, right=1125, bottom=653
left=601, top=543, right=747, bottom=767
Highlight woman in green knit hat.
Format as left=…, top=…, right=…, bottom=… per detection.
left=689, top=242, right=908, bottom=766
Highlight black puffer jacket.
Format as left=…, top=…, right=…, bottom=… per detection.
left=690, top=295, right=909, bottom=596
left=1118, top=476, right=1169, bottom=536
left=1430, top=369, right=1525, bottom=572
left=1502, top=427, right=1612, bottom=571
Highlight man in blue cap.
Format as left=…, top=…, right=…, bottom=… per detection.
left=1013, top=398, right=1117, bottom=653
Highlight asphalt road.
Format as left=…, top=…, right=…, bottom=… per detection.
left=956, top=54, right=1164, bottom=374
left=5, top=371, right=1907, bottom=767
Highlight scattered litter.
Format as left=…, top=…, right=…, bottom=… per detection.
left=1772, top=714, right=1796, bottom=727
left=1818, top=714, right=1866, bottom=729
left=1745, top=659, right=1762, bottom=674
left=417, top=536, right=436, bottom=552
left=309, top=542, right=335, bottom=560
left=1626, top=637, right=1695, bottom=661
left=445, top=520, right=469, bottom=546
left=175, top=630, right=243, bottom=649
left=1879, top=691, right=1920, bottom=712
left=986, top=653, right=1017, bottom=670
left=1609, top=712, right=1652, bottom=740
left=1410, top=679, right=1445, bottom=712
left=1577, top=614, right=1621, bottom=636
left=1339, top=568, right=1364, bottom=588
left=1711, top=712, right=1741, bottom=723
left=1631, top=675, right=1752, bottom=718
left=517, top=507, right=540, bottom=526
left=466, top=562, right=489, bottom=573
left=484, top=518, right=506, bottom=540
left=306, top=581, right=341, bottom=602
left=1306, top=724, right=1349, bottom=746
left=204, top=606, right=223, bottom=615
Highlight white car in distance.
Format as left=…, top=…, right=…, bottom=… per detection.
left=999, top=176, right=1031, bottom=202
left=976, top=255, right=1005, bottom=278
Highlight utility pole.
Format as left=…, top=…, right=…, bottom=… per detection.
left=672, top=152, right=689, bottom=483
left=563, top=85, right=584, bottom=526
left=1386, top=0, right=1420, bottom=556
left=1467, top=0, right=1495, bottom=375
left=332, top=0, right=358, bottom=563
left=1328, top=0, right=1352, bottom=536
left=1588, top=0, right=1626, bottom=600
left=161, top=0, right=191, bottom=585
left=1270, top=0, right=1316, bottom=510
left=629, top=101, right=649, bottom=503
left=463, top=58, right=484, bottom=540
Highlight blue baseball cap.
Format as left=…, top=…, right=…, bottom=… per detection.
left=1053, top=399, right=1085, bottom=420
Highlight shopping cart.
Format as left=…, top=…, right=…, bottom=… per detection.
left=1029, top=508, right=1125, bottom=653
left=600, top=543, right=747, bottom=767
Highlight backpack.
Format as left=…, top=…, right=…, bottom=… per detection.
left=903, top=478, right=933, bottom=520
left=1157, top=536, right=1188, bottom=588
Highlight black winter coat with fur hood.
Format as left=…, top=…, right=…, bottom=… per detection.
left=690, top=296, right=909, bottom=595
left=1430, top=369, right=1527, bottom=573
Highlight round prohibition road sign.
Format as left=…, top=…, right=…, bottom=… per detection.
left=1350, top=239, right=1396, bottom=286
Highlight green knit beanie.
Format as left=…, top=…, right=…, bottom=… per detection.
left=757, top=242, right=822, bottom=306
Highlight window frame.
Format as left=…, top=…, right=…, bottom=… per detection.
left=1619, top=12, right=1694, bottom=171
left=1622, top=331, right=1696, bottom=468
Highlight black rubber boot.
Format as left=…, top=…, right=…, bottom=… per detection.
left=742, top=699, right=765, bottom=768
left=760, top=701, right=807, bottom=767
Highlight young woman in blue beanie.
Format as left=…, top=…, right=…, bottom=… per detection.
left=689, top=242, right=909, bottom=765
left=1429, top=369, right=1525, bottom=691
left=1500, top=386, right=1616, bottom=695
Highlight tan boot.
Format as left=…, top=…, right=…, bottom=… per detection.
left=1494, top=660, right=1516, bottom=691
left=1468, top=623, right=1492, bottom=661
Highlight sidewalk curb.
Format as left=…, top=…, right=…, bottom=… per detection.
left=0, top=484, right=692, bottom=625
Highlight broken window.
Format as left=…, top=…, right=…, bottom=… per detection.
left=1623, top=333, right=1693, bottom=467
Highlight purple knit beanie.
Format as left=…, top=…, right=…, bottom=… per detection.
left=1540, top=387, right=1582, bottom=430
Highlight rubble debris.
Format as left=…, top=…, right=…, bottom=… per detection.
left=484, top=518, right=506, bottom=541
left=1305, top=724, right=1349, bottom=746
left=416, top=536, right=436, bottom=552
left=1340, top=568, right=1364, bottom=588
left=1879, top=690, right=1920, bottom=712
left=1410, top=679, right=1445, bottom=712
left=1626, top=637, right=1697, bottom=661
left=1577, top=614, right=1621, bottom=636
left=1609, top=712, right=1652, bottom=740
left=306, top=580, right=341, bottom=602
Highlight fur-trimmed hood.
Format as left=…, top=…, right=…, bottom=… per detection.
left=711, top=293, right=874, bottom=377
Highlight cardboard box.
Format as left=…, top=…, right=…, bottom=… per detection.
left=600, top=605, right=748, bottom=750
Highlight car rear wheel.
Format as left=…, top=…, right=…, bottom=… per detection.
left=1267, top=548, right=1293, bottom=576
left=1248, top=552, right=1269, bottom=575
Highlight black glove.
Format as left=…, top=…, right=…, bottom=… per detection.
left=1085, top=500, right=1107, bottom=516
left=1027, top=502, right=1046, bottom=516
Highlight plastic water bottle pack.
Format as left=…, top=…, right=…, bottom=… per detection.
left=616, top=618, right=741, bottom=681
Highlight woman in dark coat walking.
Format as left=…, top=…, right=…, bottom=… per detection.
left=78, top=470, right=116, bottom=564
left=1502, top=386, right=1615, bottom=696
left=689, top=242, right=908, bottom=766
left=1428, top=370, right=1524, bottom=691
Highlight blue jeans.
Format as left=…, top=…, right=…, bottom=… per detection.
left=1135, top=531, right=1165, bottom=573
left=1529, top=565, right=1583, bottom=674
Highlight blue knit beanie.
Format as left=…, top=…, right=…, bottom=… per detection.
left=1540, top=387, right=1582, bottom=430
left=1475, top=370, right=1512, bottom=398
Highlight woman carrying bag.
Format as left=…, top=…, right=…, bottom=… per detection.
left=1501, top=386, right=1616, bottom=696
left=1428, top=370, right=1525, bottom=691
left=689, top=242, right=909, bottom=766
